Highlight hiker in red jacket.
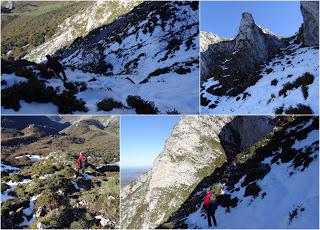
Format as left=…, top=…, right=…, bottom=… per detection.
left=46, top=54, right=67, bottom=81
left=76, top=152, right=86, bottom=176
left=204, top=191, right=218, bottom=227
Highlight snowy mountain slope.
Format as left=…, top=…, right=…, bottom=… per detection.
left=24, top=0, right=142, bottom=63
left=121, top=116, right=278, bottom=229
left=200, top=2, right=319, bottom=114
left=183, top=116, right=319, bottom=229
left=2, top=1, right=199, bottom=114
left=121, top=116, right=319, bottom=229
left=201, top=44, right=319, bottom=114
left=59, top=1, right=199, bottom=83
left=1, top=66, right=198, bottom=114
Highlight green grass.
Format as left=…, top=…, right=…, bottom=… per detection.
left=1, top=1, right=89, bottom=57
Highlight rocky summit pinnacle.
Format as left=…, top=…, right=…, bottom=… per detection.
left=239, top=12, right=256, bottom=34
left=200, top=12, right=285, bottom=94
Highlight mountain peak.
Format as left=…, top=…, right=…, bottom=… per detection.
left=239, top=12, right=255, bottom=32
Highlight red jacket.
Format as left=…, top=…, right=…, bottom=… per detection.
left=77, top=154, right=84, bottom=168
left=204, top=191, right=212, bottom=208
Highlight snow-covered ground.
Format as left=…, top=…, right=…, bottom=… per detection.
left=1, top=74, right=28, bottom=89
left=201, top=45, right=319, bottom=114
left=1, top=163, right=20, bottom=173
left=18, top=195, right=40, bottom=227
left=185, top=122, right=319, bottom=228
left=1, top=179, right=33, bottom=203
left=2, top=67, right=198, bottom=114
left=15, top=154, right=43, bottom=161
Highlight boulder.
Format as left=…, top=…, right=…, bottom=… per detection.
left=95, top=215, right=115, bottom=228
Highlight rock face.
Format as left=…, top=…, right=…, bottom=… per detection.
left=300, top=1, right=319, bottom=46
left=121, top=116, right=274, bottom=229
left=228, top=116, right=275, bottom=152
left=24, top=0, right=141, bottom=63
left=200, top=32, right=223, bottom=80
left=234, top=12, right=284, bottom=65
left=200, top=12, right=285, bottom=95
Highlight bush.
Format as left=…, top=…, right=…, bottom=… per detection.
left=244, top=182, right=261, bottom=197
left=79, top=177, right=119, bottom=219
left=279, top=72, right=314, bottom=97
left=285, top=104, right=313, bottom=114
left=1, top=199, right=29, bottom=228
left=2, top=74, right=88, bottom=114
left=54, top=90, right=88, bottom=114
left=10, top=184, right=29, bottom=199
left=1, top=183, right=10, bottom=192
left=274, top=106, right=284, bottom=114
left=6, top=173, right=28, bottom=182
left=14, top=68, right=36, bottom=80
left=35, top=191, right=62, bottom=211
left=201, top=94, right=210, bottom=106
left=32, top=206, right=74, bottom=229
left=271, top=79, right=278, bottom=86
left=97, top=98, right=123, bottom=112
left=216, top=194, right=238, bottom=211
left=147, top=67, right=171, bottom=78
left=70, top=220, right=87, bottom=229
left=126, top=95, right=159, bottom=114
left=265, top=68, right=273, bottom=74
left=241, top=164, right=271, bottom=187
left=301, top=85, right=309, bottom=99
left=174, top=67, right=190, bottom=75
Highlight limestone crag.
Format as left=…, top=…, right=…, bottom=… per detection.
left=200, top=12, right=285, bottom=95
left=121, top=116, right=275, bottom=229
left=300, top=1, right=319, bottom=46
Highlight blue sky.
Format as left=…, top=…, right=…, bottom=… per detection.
left=121, top=116, right=181, bottom=168
left=201, top=1, right=303, bottom=38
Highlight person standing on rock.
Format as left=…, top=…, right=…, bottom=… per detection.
left=46, top=54, right=67, bottom=81
left=204, top=191, right=218, bottom=227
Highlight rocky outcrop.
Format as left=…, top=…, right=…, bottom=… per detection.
left=300, top=1, right=319, bottom=46
left=200, top=32, right=224, bottom=80
left=121, top=116, right=274, bottom=229
left=24, top=0, right=141, bottom=63
left=95, top=216, right=116, bottom=228
left=200, top=32, right=222, bottom=52
left=54, top=1, right=199, bottom=82
left=121, top=116, right=233, bottom=229
left=200, top=12, right=285, bottom=95
left=228, top=116, right=275, bottom=152
left=234, top=12, right=284, bottom=65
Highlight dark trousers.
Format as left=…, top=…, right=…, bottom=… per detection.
left=53, top=69, right=67, bottom=80
left=77, top=166, right=84, bottom=176
left=206, top=206, right=217, bottom=227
